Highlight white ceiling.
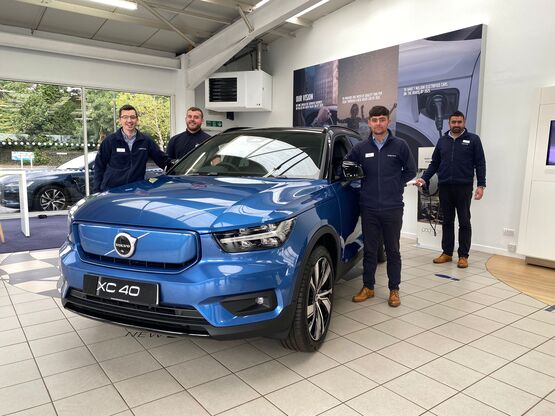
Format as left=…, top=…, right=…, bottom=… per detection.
left=0, top=0, right=354, bottom=58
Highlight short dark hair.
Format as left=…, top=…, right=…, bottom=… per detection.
left=119, top=104, right=138, bottom=118
left=368, top=105, right=390, bottom=118
left=449, top=110, right=465, bottom=120
left=187, top=106, right=204, bottom=118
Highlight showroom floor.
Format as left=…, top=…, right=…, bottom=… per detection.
left=1, top=240, right=554, bottom=416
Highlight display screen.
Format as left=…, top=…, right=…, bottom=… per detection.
left=548, top=120, right=555, bottom=165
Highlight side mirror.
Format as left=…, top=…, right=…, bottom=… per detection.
left=341, top=160, right=364, bottom=180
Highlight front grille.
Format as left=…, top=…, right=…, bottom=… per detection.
left=65, top=289, right=210, bottom=335
left=81, top=251, right=196, bottom=271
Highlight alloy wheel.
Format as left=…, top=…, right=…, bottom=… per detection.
left=306, top=256, right=333, bottom=341
left=39, top=188, right=67, bottom=211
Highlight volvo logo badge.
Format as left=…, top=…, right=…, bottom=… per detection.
left=114, top=233, right=137, bottom=258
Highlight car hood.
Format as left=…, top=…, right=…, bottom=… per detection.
left=398, top=38, right=481, bottom=86
left=73, top=175, right=331, bottom=232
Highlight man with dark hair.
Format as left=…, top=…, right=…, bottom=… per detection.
left=166, top=107, right=211, bottom=159
left=346, top=105, right=416, bottom=307
left=416, top=110, right=486, bottom=268
left=93, top=104, right=171, bottom=193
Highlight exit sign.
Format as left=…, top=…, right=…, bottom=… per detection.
left=206, top=120, right=223, bottom=128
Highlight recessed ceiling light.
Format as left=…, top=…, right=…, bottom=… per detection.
left=253, top=0, right=271, bottom=9
left=86, top=0, right=138, bottom=11
left=287, top=0, right=329, bottom=20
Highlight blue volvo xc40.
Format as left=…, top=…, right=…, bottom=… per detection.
left=59, top=127, right=364, bottom=351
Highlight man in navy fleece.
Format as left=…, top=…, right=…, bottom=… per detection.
left=166, top=107, right=211, bottom=160
left=346, top=105, right=416, bottom=307
left=93, top=104, right=170, bottom=193
left=416, top=111, right=486, bottom=269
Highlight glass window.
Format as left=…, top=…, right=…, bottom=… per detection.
left=86, top=90, right=171, bottom=151
left=0, top=81, right=172, bottom=215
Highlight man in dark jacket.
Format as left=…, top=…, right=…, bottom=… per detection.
left=93, top=104, right=171, bottom=193
left=166, top=107, right=211, bottom=160
left=416, top=110, right=486, bottom=268
left=346, top=105, right=416, bottom=307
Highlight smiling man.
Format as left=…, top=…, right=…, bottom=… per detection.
left=166, top=107, right=211, bottom=160
left=346, top=105, right=416, bottom=307
left=93, top=104, right=171, bottom=193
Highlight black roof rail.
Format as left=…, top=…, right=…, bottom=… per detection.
left=324, top=125, right=361, bottom=135
left=220, top=127, right=251, bottom=133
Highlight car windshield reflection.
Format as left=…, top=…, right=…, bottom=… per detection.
left=57, top=151, right=97, bottom=170
left=171, top=131, right=324, bottom=179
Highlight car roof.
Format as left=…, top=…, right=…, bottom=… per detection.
left=220, top=126, right=361, bottom=136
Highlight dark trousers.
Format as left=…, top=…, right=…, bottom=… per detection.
left=438, top=184, right=473, bottom=258
left=361, top=207, right=403, bottom=290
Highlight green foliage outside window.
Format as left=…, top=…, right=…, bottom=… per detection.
left=0, top=80, right=172, bottom=166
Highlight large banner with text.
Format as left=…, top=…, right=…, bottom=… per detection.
left=293, top=24, right=485, bottom=160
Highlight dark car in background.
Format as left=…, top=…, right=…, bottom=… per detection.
left=0, top=152, right=162, bottom=211
left=0, top=152, right=97, bottom=211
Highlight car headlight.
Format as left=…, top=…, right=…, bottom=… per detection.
left=4, top=181, right=33, bottom=190
left=67, top=196, right=88, bottom=243
left=214, top=218, right=295, bottom=252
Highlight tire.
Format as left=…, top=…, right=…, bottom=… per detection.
left=34, top=185, right=69, bottom=211
left=281, top=246, right=334, bottom=352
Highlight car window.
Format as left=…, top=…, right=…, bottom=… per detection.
left=331, top=135, right=351, bottom=181
left=171, top=131, right=325, bottom=179
left=347, top=135, right=362, bottom=147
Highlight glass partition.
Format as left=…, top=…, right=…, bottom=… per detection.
left=0, top=81, right=171, bottom=215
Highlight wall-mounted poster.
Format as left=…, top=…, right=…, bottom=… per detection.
left=337, top=46, right=399, bottom=138
left=293, top=60, right=338, bottom=128
left=293, top=24, right=484, bottom=162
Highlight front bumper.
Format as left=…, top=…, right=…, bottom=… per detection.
left=59, top=225, right=307, bottom=339
left=61, top=287, right=295, bottom=339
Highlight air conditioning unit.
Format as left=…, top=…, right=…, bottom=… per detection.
left=205, top=70, right=272, bottom=112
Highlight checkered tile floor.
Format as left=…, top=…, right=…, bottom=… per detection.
left=1, top=240, right=554, bottom=416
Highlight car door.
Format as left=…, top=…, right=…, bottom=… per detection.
left=329, top=134, right=363, bottom=262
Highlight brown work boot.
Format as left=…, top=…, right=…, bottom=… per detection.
left=433, top=253, right=453, bottom=264
left=457, top=257, right=468, bottom=268
left=352, top=287, right=374, bottom=303
left=388, top=290, right=401, bottom=307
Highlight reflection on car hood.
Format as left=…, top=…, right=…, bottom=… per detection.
left=74, top=175, right=331, bottom=232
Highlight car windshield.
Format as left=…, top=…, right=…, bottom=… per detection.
left=171, top=130, right=325, bottom=179
left=57, top=151, right=97, bottom=170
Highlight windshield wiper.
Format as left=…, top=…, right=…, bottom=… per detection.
left=264, top=151, right=308, bottom=178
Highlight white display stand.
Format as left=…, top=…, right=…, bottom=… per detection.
left=0, top=170, right=30, bottom=237
left=517, top=86, right=555, bottom=267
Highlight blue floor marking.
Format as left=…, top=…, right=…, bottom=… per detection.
left=545, top=305, right=555, bottom=312
left=435, top=274, right=460, bottom=281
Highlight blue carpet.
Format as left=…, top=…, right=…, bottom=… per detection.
left=0, top=215, right=68, bottom=254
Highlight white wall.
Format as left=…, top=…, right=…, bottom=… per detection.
left=236, top=0, right=555, bottom=256
left=0, top=46, right=178, bottom=95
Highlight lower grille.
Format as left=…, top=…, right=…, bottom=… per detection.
left=65, top=289, right=210, bottom=335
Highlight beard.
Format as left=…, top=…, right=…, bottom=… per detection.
left=187, top=123, right=200, bottom=132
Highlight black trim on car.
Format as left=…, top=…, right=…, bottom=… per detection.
left=62, top=289, right=295, bottom=340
